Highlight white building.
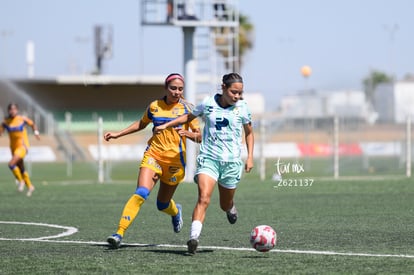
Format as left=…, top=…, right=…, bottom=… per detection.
left=278, top=90, right=377, bottom=123
left=374, top=81, right=414, bottom=123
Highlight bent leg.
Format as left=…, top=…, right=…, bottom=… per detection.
left=156, top=182, right=179, bottom=216
left=218, top=184, right=236, bottom=212
left=218, top=184, right=238, bottom=224
left=18, top=159, right=33, bottom=189
left=157, top=182, right=183, bottom=232
left=17, top=159, right=35, bottom=196
left=8, top=155, right=24, bottom=184
left=215, top=160, right=242, bottom=223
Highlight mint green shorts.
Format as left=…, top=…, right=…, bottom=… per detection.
left=195, top=156, right=244, bottom=189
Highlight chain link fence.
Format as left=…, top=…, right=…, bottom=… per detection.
left=254, top=115, right=412, bottom=181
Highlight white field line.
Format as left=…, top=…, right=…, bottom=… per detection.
left=0, top=221, right=78, bottom=240
left=0, top=221, right=413, bottom=259
left=3, top=239, right=414, bottom=259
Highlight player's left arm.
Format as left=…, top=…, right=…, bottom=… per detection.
left=243, top=122, right=254, bottom=173
left=25, top=116, right=40, bottom=140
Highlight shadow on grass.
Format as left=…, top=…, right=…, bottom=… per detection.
left=92, top=243, right=158, bottom=252
left=241, top=254, right=272, bottom=259
left=143, top=249, right=214, bottom=256
left=93, top=243, right=214, bottom=255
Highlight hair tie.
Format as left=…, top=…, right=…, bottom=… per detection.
left=165, top=74, right=184, bottom=86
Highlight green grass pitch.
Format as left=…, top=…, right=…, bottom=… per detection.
left=0, top=162, right=413, bottom=274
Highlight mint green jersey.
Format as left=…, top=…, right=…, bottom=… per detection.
left=192, top=94, right=252, bottom=162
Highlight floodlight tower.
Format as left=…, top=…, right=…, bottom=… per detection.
left=94, top=25, right=113, bottom=75
left=141, top=0, right=240, bottom=181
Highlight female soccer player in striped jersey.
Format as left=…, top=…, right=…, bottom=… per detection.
left=0, top=103, right=40, bottom=197
left=155, top=73, right=255, bottom=254
left=104, top=73, right=201, bottom=249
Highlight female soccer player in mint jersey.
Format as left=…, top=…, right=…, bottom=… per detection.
left=155, top=73, right=254, bottom=254
left=0, top=103, right=40, bottom=197
left=104, top=73, right=201, bottom=249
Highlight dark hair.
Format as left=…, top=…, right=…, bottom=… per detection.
left=7, top=102, right=18, bottom=110
left=165, top=73, right=184, bottom=88
left=222, top=73, right=243, bottom=88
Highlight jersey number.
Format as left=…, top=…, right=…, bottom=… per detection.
left=215, top=117, right=229, bottom=130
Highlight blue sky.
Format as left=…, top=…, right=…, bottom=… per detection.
left=1, top=0, right=413, bottom=108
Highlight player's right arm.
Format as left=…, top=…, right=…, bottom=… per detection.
left=104, top=119, right=149, bottom=141
left=24, top=116, right=40, bottom=141
left=0, top=123, right=4, bottom=137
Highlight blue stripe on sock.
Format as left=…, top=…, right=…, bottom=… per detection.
left=134, top=186, right=150, bottom=200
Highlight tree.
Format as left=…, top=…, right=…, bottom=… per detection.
left=363, top=70, right=393, bottom=104
left=214, top=13, right=254, bottom=72
left=237, top=13, right=254, bottom=69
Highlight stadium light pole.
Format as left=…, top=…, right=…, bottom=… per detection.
left=139, top=0, right=240, bottom=182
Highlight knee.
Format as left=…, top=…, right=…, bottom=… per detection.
left=8, top=163, right=24, bottom=173
left=134, top=186, right=150, bottom=200
left=197, top=194, right=211, bottom=207
left=156, top=199, right=170, bottom=211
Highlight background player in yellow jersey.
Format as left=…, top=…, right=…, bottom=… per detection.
left=104, top=73, right=201, bottom=249
left=0, top=103, right=40, bottom=196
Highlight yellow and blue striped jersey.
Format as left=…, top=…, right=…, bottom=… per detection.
left=142, top=97, right=199, bottom=165
left=1, top=115, right=34, bottom=150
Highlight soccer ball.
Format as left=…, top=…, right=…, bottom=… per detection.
left=250, top=225, right=277, bottom=252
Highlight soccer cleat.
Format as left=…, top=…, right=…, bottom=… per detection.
left=187, top=239, right=199, bottom=254
left=26, top=186, right=35, bottom=197
left=18, top=181, right=25, bottom=192
left=107, top=234, right=122, bottom=249
left=172, top=203, right=183, bottom=233
left=226, top=205, right=238, bottom=224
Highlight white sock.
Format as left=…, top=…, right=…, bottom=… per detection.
left=190, top=220, right=203, bottom=240
left=228, top=204, right=236, bottom=213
